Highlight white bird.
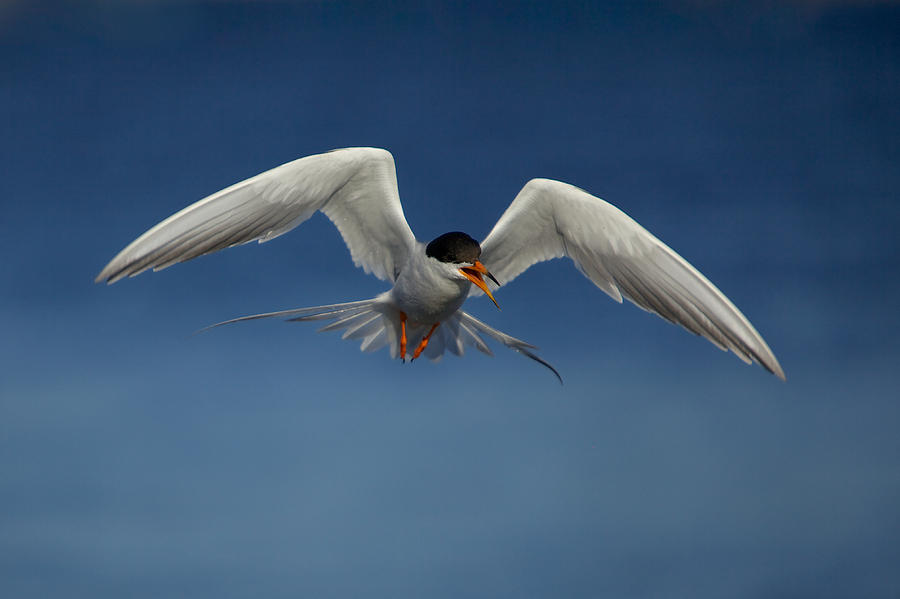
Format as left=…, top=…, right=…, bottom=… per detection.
left=96, top=147, right=785, bottom=382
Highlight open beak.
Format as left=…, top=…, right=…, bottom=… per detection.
left=460, top=260, right=501, bottom=309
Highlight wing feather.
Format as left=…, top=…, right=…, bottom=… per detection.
left=96, top=147, right=415, bottom=284
left=479, top=178, right=785, bottom=379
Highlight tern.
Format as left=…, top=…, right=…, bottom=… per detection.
left=96, top=147, right=785, bottom=382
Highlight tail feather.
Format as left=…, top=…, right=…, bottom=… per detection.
left=317, top=310, right=376, bottom=334
left=199, top=298, right=561, bottom=382
left=458, top=311, right=563, bottom=384
left=456, top=318, right=494, bottom=356
left=342, top=313, right=383, bottom=341
left=197, top=299, right=373, bottom=332
left=360, top=326, right=390, bottom=353
left=442, top=318, right=466, bottom=357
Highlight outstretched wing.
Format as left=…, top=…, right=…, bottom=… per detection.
left=479, top=178, right=785, bottom=380
left=96, top=147, right=415, bottom=284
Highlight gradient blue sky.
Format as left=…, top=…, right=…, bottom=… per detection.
left=2, top=1, right=899, bottom=597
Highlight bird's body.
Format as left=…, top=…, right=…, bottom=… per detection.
left=389, top=242, right=471, bottom=325
left=97, top=147, right=785, bottom=382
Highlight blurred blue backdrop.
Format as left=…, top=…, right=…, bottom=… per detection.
left=2, top=1, right=899, bottom=597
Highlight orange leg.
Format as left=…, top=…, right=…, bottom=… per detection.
left=411, top=322, right=441, bottom=361
left=399, top=311, right=407, bottom=362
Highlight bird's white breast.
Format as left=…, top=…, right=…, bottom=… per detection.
left=388, top=244, right=470, bottom=324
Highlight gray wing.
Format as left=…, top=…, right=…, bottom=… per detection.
left=96, top=147, right=415, bottom=284
left=479, top=178, right=785, bottom=380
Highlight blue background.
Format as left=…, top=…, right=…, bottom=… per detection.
left=2, top=1, right=899, bottom=597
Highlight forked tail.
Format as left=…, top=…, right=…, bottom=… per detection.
left=200, top=298, right=562, bottom=382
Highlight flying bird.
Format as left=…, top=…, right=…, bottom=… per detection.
left=96, top=147, right=785, bottom=382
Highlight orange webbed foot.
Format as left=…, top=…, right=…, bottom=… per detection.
left=399, top=311, right=407, bottom=363
left=411, top=323, right=440, bottom=361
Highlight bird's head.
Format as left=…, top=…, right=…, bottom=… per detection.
left=425, top=231, right=500, bottom=309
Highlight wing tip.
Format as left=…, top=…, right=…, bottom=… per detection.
left=94, top=267, right=117, bottom=285
left=769, top=360, right=787, bottom=382
left=747, top=345, right=785, bottom=381
left=95, top=263, right=131, bottom=285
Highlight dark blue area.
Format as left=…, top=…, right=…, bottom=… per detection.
left=1, top=1, right=898, bottom=598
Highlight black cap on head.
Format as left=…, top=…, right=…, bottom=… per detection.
left=425, top=232, right=481, bottom=264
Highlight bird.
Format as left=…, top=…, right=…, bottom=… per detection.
left=96, top=147, right=785, bottom=383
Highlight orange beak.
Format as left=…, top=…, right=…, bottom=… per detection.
left=459, top=260, right=501, bottom=309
